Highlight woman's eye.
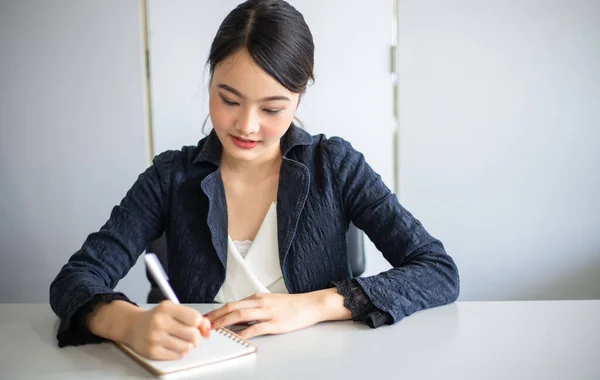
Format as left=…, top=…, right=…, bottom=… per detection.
left=263, top=109, right=281, bottom=115
left=221, top=97, right=238, bottom=106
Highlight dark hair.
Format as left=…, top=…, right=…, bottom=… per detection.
left=207, top=0, right=315, bottom=94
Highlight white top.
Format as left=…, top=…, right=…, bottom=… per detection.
left=232, top=240, right=253, bottom=259
left=214, top=202, right=289, bottom=303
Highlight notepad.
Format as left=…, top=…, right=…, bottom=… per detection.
left=116, top=327, right=256, bottom=376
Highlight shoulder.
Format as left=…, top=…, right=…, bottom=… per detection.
left=148, top=135, right=213, bottom=183
left=151, top=135, right=211, bottom=167
left=295, top=132, right=364, bottom=170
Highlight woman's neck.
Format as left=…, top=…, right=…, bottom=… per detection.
left=221, top=147, right=282, bottom=184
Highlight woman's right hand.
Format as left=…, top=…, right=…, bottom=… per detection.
left=122, top=301, right=211, bottom=360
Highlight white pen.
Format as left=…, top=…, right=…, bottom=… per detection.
left=144, top=253, right=180, bottom=304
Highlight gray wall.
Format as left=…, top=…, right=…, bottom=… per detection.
left=398, top=0, right=600, bottom=300
left=0, top=0, right=150, bottom=303
left=2, top=0, right=599, bottom=304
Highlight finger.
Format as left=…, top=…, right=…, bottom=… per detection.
left=162, top=333, right=195, bottom=355
left=212, top=308, right=271, bottom=330
left=163, top=318, right=202, bottom=346
left=146, top=345, right=186, bottom=361
left=238, top=322, right=275, bottom=339
left=205, top=298, right=264, bottom=322
left=199, top=318, right=211, bottom=337
left=168, top=304, right=204, bottom=327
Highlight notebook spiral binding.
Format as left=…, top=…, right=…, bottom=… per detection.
left=216, top=327, right=250, bottom=347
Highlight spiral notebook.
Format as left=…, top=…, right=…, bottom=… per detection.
left=116, top=327, right=257, bottom=376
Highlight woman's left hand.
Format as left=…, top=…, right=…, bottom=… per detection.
left=204, top=290, right=350, bottom=339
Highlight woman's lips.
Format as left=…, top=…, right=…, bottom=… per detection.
left=231, top=135, right=258, bottom=149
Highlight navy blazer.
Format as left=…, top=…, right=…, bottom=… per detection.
left=50, top=125, right=459, bottom=336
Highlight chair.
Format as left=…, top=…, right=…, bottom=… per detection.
left=346, top=222, right=365, bottom=277
left=146, top=223, right=365, bottom=303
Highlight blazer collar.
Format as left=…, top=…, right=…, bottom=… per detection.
left=196, top=124, right=313, bottom=291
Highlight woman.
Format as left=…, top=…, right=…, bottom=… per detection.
left=50, top=0, right=459, bottom=361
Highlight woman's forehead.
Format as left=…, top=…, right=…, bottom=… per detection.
left=212, top=49, right=295, bottom=100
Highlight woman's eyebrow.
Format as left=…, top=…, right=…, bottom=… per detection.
left=217, top=83, right=290, bottom=102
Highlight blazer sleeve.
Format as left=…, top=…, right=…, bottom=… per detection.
left=49, top=151, right=174, bottom=345
left=326, top=137, right=460, bottom=324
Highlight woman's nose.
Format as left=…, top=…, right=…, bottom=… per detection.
left=235, top=109, right=260, bottom=135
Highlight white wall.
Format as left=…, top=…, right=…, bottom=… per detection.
left=0, top=0, right=150, bottom=303
left=7, top=0, right=594, bottom=304
left=147, top=0, right=394, bottom=276
left=398, top=0, right=600, bottom=300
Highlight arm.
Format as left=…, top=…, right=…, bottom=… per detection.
left=206, top=138, right=458, bottom=336
left=205, top=289, right=351, bottom=339
left=49, top=152, right=173, bottom=346
left=326, top=137, right=460, bottom=324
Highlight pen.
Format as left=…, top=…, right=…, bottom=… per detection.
left=145, top=253, right=213, bottom=335
left=144, top=253, right=180, bottom=304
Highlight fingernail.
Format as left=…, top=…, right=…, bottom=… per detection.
left=210, top=322, right=214, bottom=329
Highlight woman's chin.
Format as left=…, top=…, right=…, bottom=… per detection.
left=224, top=146, right=260, bottom=162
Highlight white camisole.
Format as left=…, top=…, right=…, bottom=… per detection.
left=213, top=202, right=289, bottom=303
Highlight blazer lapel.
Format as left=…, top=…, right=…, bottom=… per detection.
left=193, top=125, right=313, bottom=288
left=201, top=169, right=228, bottom=269
left=277, top=157, right=310, bottom=278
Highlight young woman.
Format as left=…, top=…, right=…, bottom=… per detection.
left=50, top=0, right=459, bottom=361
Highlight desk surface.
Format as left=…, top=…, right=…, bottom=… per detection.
left=1, top=301, right=599, bottom=379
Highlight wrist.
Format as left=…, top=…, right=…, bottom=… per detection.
left=313, top=288, right=352, bottom=323
left=88, top=300, right=142, bottom=343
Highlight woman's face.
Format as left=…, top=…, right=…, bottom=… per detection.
left=209, top=49, right=300, bottom=163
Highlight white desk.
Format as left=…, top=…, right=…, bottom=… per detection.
left=1, top=301, right=599, bottom=379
